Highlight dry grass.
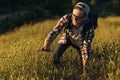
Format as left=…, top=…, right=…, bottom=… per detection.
left=0, top=17, right=120, bottom=80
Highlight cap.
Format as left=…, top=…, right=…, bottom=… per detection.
left=74, top=2, right=90, bottom=15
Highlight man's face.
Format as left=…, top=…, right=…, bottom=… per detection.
left=72, top=9, right=86, bottom=27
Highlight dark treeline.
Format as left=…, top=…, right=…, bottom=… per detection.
left=0, top=0, right=72, bottom=15
left=0, top=0, right=119, bottom=16
left=0, top=0, right=120, bottom=34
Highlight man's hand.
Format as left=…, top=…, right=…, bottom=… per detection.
left=37, top=37, right=52, bottom=52
left=37, top=46, right=52, bottom=52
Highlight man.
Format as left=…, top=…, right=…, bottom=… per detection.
left=37, top=2, right=97, bottom=75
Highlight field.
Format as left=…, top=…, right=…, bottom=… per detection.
left=0, top=17, right=120, bottom=80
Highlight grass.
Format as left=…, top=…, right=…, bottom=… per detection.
left=0, top=17, right=120, bottom=80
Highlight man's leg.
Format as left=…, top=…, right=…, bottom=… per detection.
left=53, top=40, right=71, bottom=65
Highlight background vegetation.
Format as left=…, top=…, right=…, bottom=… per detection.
left=0, top=17, right=120, bottom=80
left=0, top=0, right=120, bottom=80
left=0, top=0, right=120, bottom=34
left=0, top=0, right=120, bottom=15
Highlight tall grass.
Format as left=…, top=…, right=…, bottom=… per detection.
left=0, top=17, right=120, bottom=80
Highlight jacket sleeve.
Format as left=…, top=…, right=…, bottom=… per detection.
left=45, top=15, right=69, bottom=45
left=83, top=25, right=95, bottom=57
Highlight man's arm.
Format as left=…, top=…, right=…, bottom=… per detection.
left=82, top=25, right=95, bottom=57
left=37, top=15, right=69, bottom=52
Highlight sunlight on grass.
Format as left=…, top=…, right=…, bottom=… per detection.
left=0, top=17, right=120, bottom=80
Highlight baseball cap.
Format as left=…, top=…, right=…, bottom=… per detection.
left=74, top=2, right=90, bottom=15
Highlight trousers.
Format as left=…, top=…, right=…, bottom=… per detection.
left=52, top=38, right=82, bottom=65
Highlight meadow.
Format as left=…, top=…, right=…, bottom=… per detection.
left=0, top=17, right=120, bottom=80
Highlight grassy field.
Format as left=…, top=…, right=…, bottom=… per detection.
left=0, top=17, right=120, bottom=80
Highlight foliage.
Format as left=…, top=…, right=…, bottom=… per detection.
left=0, top=17, right=120, bottom=80
left=0, top=0, right=120, bottom=34
left=0, top=8, right=48, bottom=34
left=0, top=0, right=120, bottom=15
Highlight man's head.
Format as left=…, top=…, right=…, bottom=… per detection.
left=72, top=2, right=90, bottom=26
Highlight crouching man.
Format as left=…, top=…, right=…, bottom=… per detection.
left=37, top=2, right=97, bottom=76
